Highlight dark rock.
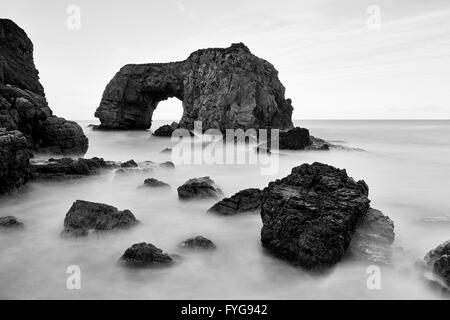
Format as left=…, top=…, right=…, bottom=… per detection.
left=160, top=148, right=172, bottom=154
left=0, top=19, right=88, bottom=155
left=153, top=122, right=179, bottom=137
left=0, top=129, right=32, bottom=194
left=208, top=188, right=262, bottom=215
left=180, top=236, right=216, bottom=250
left=260, top=162, right=370, bottom=270
left=120, top=159, right=138, bottom=168
left=278, top=127, right=311, bottom=150
left=307, top=136, right=331, bottom=151
left=348, top=208, right=395, bottom=264
left=141, top=178, right=170, bottom=188
left=0, top=216, right=24, bottom=228
left=119, top=242, right=173, bottom=267
left=63, top=200, right=139, bottom=236
left=95, top=43, right=293, bottom=132
left=159, top=161, right=175, bottom=168
left=425, top=240, right=450, bottom=287
left=177, top=176, right=223, bottom=200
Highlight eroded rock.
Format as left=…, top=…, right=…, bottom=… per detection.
left=119, top=242, right=173, bottom=267
left=208, top=188, right=261, bottom=215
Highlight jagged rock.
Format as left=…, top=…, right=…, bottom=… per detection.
left=0, top=216, right=24, bottom=228
left=0, top=19, right=88, bottom=155
left=120, top=159, right=138, bottom=168
left=119, top=242, right=173, bottom=267
left=95, top=43, right=293, bottom=132
left=30, top=157, right=114, bottom=180
left=425, top=240, right=450, bottom=287
left=348, top=208, right=395, bottom=264
left=153, top=122, right=179, bottom=137
left=260, top=162, right=370, bottom=270
left=0, top=129, right=32, bottom=194
left=141, top=178, right=170, bottom=188
left=62, top=200, right=138, bottom=236
left=208, top=188, right=261, bottom=215
left=180, top=236, right=216, bottom=250
left=177, top=176, right=223, bottom=200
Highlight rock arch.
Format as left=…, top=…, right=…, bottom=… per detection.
left=95, top=43, right=294, bottom=132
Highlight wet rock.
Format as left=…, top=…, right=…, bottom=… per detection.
left=95, top=43, right=293, bottom=132
left=153, top=122, right=179, bottom=137
left=208, top=188, right=262, bottom=215
left=120, top=159, right=138, bottom=168
left=177, top=176, right=223, bottom=200
left=0, top=216, right=24, bottom=228
left=180, top=236, right=216, bottom=250
left=141, top=178, right=170, bottom=188
left=119, top=242, right=173, bottom=267
left=348, top=208, right=395, bottom=264
left=63, top=200, right=138, bottom=236
left=260, top=162, right=370, bottom=270
left=0, top=129, right=32, bottom=194
left=425, top=240, right=450, bottom=287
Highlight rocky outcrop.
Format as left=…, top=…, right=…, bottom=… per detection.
left=119, top=242, right=173, bottom=267
left=0, top=19, right=88, bottom=155
left=260, top=162, right=370, bottom=270
left=180, top=236, right=216, bottom=250
left=425, top=240, right=450, bottom=287
left=153, top=122, right=179, bottom=137
left=62, top=200, right=138, bottom=236
left=208, top=188, right=261, bottom=215
left=0, top=129, right=32, bottom=194
left=0, top=215, right=24, bottom=228
left=177, top=176, right=223, bottom=200
left=141, top=178, right=170, bottom=188
left=95, top=43, right=294, bottom=132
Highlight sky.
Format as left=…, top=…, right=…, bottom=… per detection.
left=2, top=0, right=450, bottom=120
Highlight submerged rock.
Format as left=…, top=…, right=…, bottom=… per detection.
left=0, top=129, right=32, bottom=194
left=348, top=208, right=395, bottom=264
left=180, top=236, right=216, bottom=250
left=425, top=240, right=450, bottom=287
left=177, top=176, right=223, bottom=200
left=63, top=200, right=138, bottom=236
left=260, top=162, right=370, bottom=270
left=0, top=216, right=24, bottom=228
left=208, top=188, right=262, bottom=215
left=160, top=148, right=172, bottom=154
left=159, top=161, right=175, bottom=169
left=141, top=178, right=170, bottom=188
left=153, top=122, right=179, bottom=137
left=119, top=242, right=173, bottom=267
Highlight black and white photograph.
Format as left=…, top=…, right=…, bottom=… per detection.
left=1, top=0, right=449, bottom=306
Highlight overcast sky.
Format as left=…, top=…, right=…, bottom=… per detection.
left=2, top=0, right=450, bottom=120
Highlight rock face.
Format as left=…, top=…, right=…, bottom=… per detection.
left=177, top=176, right=223, bottom=200
left=348, top=208, right=395, bottom=264
left=63, top=200, right=138, bottom=236
left=0, top=19, right=88, bottom=155
left=0, top=129, right=32, bottom=194
left=120, top=242, right=173, bottom=267
left=208, top=188, right=262, bottom=215
left=153, top=122, right=179, bottom=137
left=180, top=236, right=216, bottom=250
left=0, top=216, right=24, bottom=228
left=260, top=162, right=370, bottom=270
left=425, top=240, right=450, bottom=287
left=95, top=43, right=294, bottom=132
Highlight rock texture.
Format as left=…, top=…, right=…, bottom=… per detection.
left=208, top=188, right=262, bottom=215
left=180, top=236, right=216, bottom=250
left=0, top=215, right=24, bottom=228
left=0, top=19, right=88, bottom=155
left=425, top=240, right=450, bottom=287
left=95, top=43, right=294, bottom=131
left=0, top=129, right=32, bottom=194
left=119, top=242, right=173, bottom=267
left=63, top=200, right=138, bottom=236
left=260, top=162, right=370, bottom=270
left=177, top=176, right=223, bottom=200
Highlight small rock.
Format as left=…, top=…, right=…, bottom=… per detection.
left=208, top=188, right=261, bottom=215
left=0, top=216, right=24, bottom=228
left=120, top=159, right=138, bottom=168
left=177, top=176, right=223, bottom=200
left=31, top=157, right=112, bottom=180
left=180, top=236, right=216, bottom=250
left=160, top=148, right=172, bottom=154
left=141, top=178, right=170, bottom=188
left=119, top=242, right=173, bottom=267
left=159, top=161, right=175, bottom=169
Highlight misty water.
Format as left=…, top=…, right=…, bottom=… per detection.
left=1, top=120, right=449, bottom=299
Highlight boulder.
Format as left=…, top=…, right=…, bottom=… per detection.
left=0, top=129, right=32, bottom=194
left=425, top=240, right=450, bottom=287
left=0, top=215, right=24, bottom=228
left=180, top=236, right=216, bottom=250
left=260, top=162, right=370, bottom=270
left=119, top=242, right=173, bottom=267
left=63, top=200, right=138, bottom=236
left=120, top=159, right=138, bottom=168
left=95, top=43, right=293, bottom=132
left=141, top=178, right=170, bottom=188
left=177, top=176, right=223, bottom=200
left=278, top=127, right=311, bottom=150
left=208, top=188, right=261, bottom=215
left=153, top=122, right=179, bottom=137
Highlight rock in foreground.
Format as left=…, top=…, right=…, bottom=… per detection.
left=425, top=240, right=450, bottom=287
left=177, top=177, right=223, bottom=200
left=208, top=188, right=261, bottom=215
left=63, top=200, right=138, bottom=236
left=0, top=216, right=24, bottom=228
left=260, top=162, right=370, bottom=270
left=180, top=236, right=216, bottom=250
left=119, top=242, right=173, bottom=267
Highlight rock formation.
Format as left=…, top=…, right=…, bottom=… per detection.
left=177, top=176, right=223, bottom=200
left=425, top=240, right=450, bottom=287
left=260, top=162, right=370, bottom=270
left=0, top=19, right=88, bottom=155
left=95, top=43, right=294, bottom=132
left=119, top=242, right=173, bottom=267
left=207, top=188, right=262, bottom=215
left=180, top=236, right=216, bottom=250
